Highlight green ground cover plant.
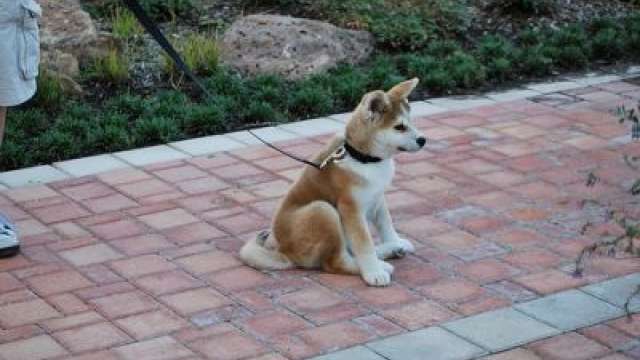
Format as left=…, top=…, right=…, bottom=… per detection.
left=3, top=5, right=640, bottom=170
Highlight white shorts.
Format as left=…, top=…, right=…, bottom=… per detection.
left=0, top=0, right=41, bottom=107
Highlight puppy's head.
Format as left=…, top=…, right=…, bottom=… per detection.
left=346, top=78, right=426, bottom=159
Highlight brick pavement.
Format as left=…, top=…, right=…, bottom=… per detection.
left=1, top=80, right=640, bottom=359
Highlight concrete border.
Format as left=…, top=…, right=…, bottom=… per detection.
left=311, top=272, right=640, bottom=360
left=1, top=67, right=639, bottom=189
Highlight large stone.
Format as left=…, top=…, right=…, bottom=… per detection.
left=220, top=14, right=374, bottom=80
left=40, top=0, right=97, bottom=55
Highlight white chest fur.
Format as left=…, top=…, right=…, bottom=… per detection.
left=339, top=158, right=394, bottom=217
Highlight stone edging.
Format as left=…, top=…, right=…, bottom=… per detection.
left=1, top=67, right=639, bottom=189
left=311, top=272, right=640, bottom=360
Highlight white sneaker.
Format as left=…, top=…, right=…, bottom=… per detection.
left=0, top=212, right=19, bottom=258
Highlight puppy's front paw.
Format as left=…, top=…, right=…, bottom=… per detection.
left=376, top=238, right=416, bottom=259
left=393, top=238, right=415, bottom=257
left=379, top=260, right=394, bottom=274
left=362, top=267, right=391, bottom=287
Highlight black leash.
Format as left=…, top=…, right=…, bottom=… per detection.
left=121, top=0, right=324, bottom=170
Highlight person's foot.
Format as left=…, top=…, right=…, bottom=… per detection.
left=0, top=212, right=19, bottom=258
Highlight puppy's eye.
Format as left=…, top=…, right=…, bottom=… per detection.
left=394, top=124, right=407, bottom=131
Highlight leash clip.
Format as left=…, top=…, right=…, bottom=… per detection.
left=319, top=146, right=346, bottom=169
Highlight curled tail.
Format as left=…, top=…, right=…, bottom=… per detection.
left=239, top=231, right=293, bottom=270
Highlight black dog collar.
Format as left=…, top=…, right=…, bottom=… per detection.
left=344, top=142, right=383, bottom=164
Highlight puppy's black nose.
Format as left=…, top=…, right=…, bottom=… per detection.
left=416, top=137, right=426, bottom=147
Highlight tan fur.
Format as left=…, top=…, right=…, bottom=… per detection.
left=239, top=78, right=424, bottom=286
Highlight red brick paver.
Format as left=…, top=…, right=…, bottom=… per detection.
left=1, top=81, right=640, bottom=359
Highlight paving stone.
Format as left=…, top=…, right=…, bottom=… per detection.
left=115, top=309, right=188, bottom=340
left=189, top=331, right=268, bottom=360
left=367, top=326, right=485, bottom=360
left=527, top=80, right=581, bottom=93
left=138, top=208, right=199, bottom=230
left=444, top=307, right=559, bottom=352
left=59, top=243, right=123, bottom=266
left=0, top=335, right=68, bottom=360
left=241, top=311, right=310, bottom=338
left=110, top=234, right=174, bottom=256
left=52, top=322, right=131, bottom=353
left=480, top=348, right=542, bottom=360
left=515, top=289, right=623, bottom=331
left=175, top=250, right=241, bottom=275
left=581, top=273, right=640, bottom=312
left=528, top=332, right=609, bottom=360
left=381, top=300, right=456, bottom=330
left=90, top=290, right=160, bottom=319
left=25, top=270, right=93, bottom=296
left=278, top=118, right=344, bottom=136
left=0, top=299, right=61, bottom=327
left=134, top=270, right=203, bottom=296
left=170, top=135, right=245, bottom=156
left=409, top=101, right=447, bottom=117
left=54, top=155, right=130, bottom=177
left=114, top=145, right=190, bottom=167
left=110, top=254, right=177, bottom=278
left=241, top=126, right=298, bottom=143
left=311, top=346, right=386, bottom=360
left=486, top=89, right=542, bottom=101
left=0, top=165, right=69, bottom=188
left=428, top=96, right=496, bottom=110
left=114, top=336, right=194, bottom=360
left=160, top=288, right=230, bottom=315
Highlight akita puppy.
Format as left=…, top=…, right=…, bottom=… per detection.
left=240, top=78, right=426, bottom=286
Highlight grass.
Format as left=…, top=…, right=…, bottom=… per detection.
left=111, top=7, right=143, bottom=41
left=4, top=13, right=640, bottom=171
left=91, top=48, right=130, bottom=84
left=164, top=34, right=219, bottom=77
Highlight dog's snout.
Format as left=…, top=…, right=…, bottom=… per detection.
left=416, top=137, right=426, bottom=147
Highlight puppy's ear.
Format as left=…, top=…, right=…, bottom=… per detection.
left=387, top=78, right=419, bottom=101
left=360, top=90, right=388, bottom=123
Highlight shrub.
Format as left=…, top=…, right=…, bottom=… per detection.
left=366, top=56, right=404, bottom=91
left=591, top=27, right=627, bottom=61
left=425, top=39, right=462, bottom=58
left=34, top=68, right=66, bottom=111
left=133, top=116, right=182, bottom=146
left=313, top=0, right=469, bottom=51
left=489, top=0, right=556, bottom=15
left=242, top=101, right=283, bottom=124
left=476, top=36, right=517, bottom=80
left=423, top=67, right=455, bottom=93
left=397, top=54, right=439, bottom=82
left=446, top=51, right=487, bottom=89
left=625, top=14, right=640, bottom=56
left=517, top=44, right=553, bottom=76
left=289, top=82, right=334, bottom=118
left=164, top=33, right=219, bottom=77
left=111, top=7, right=142, bottom=41
left=547, top=25, right=591, bottom=68
left=181, top=103, right=226, bottom=135
left=139, top=0, right=194, bottom=22
left=93, top=48, right=129, bottom=84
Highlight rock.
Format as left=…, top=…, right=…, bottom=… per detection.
left=41, top=50, right=79, bottom=78
left=220, top=14, right=374, bottom=80
left=39, top=0, right=101, bottom=64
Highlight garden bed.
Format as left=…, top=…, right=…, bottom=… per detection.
left=2, top=0, right=640, bottom=171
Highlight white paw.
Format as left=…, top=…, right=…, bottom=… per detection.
left=379, top=260, right=394, bottom=274
left=376, top=238, right=415, bottom=259
left=362, top=266, right=391, bottom=287
left=395, top=238, right=415, bottom=255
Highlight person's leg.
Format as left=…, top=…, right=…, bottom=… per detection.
left=0, top=106, right=19, bottom=257
left=0, top=106, right=6, bottom=147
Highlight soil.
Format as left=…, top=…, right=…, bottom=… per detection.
left=83, top=0, right=640, bottom=102
left=467, top=0, right=637, bottom=41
